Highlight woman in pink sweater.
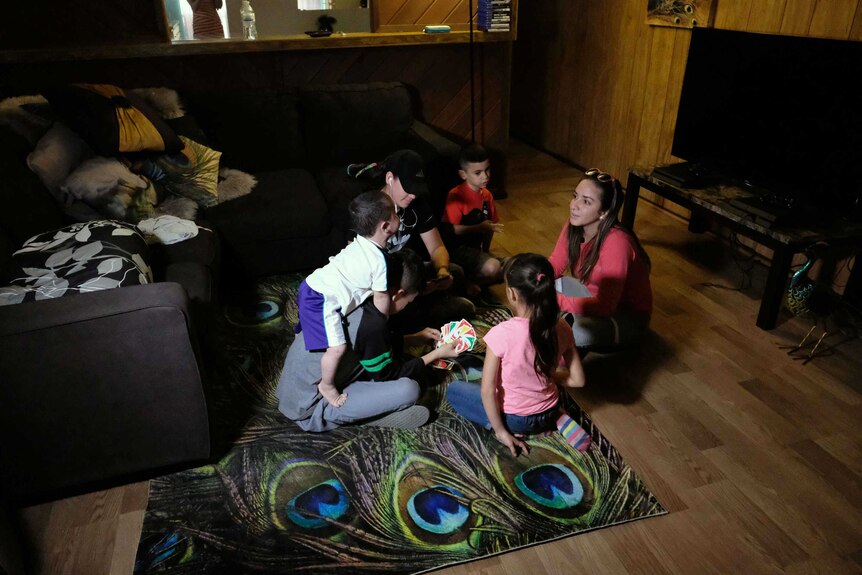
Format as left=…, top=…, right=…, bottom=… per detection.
left=548, top=169, right=653, bottom=351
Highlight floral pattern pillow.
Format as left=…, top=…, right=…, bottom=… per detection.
left=0, top=220, right=152, bottom=306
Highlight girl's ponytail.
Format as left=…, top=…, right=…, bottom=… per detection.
left=504, top=254, right=560, bottom=383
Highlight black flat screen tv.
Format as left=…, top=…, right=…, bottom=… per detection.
left=672, top=28, right=862, bottom=219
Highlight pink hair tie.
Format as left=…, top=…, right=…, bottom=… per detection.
left=536, top=273, right=546, bottom=282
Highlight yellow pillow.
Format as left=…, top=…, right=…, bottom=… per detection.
left=43, top=84, right=183, bottom=156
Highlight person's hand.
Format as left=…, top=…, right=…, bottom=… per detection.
left=482, top=221, right=505, bottom=234
left=425, top=269, right=453, bottom=293
left=435, top=341, right=460, bottom=359
left=417, top=327, right=442, bottom=343
left=551, top=366, right=571, bottom=387
left=495, top=429, right=530, bottom=457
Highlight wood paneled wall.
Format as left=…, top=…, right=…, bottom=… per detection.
left=512, top=0, right=862, bottom=195
left=373, top=0, right=470, bottom=32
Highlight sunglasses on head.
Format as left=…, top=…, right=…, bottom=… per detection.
left=585, top=168, right=614, bottom=183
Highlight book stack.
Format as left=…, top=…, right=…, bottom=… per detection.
left=477, top=0, right=510, bottom=32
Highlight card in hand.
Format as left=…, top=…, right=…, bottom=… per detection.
left=436, top=318, right=476, bottom=353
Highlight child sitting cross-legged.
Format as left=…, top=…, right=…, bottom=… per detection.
left=445, top=253, right=591, bottom=457
left=297, top=190, right=401, bottom=407
left=442, top=144, right=505, bottom=298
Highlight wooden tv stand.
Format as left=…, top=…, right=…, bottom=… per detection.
left=623, top=167, right=862, bottom=330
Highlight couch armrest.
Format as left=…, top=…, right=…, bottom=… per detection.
left=0, top=283, right=211, bottom=502
left=406, top=120, right=463, bottom=159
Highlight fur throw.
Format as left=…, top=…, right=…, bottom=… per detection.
left=0, top=95, right=52, bottom=145
left=130, top=87, right=186, bottom=120
left=155, top=196, right=199, bottom=221
left=217, top=168, right=257, bottom=203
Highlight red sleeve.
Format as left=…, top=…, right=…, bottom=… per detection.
left=557, top=230, right=634, bottom=316
left=442, top=186, right=463, bottom=225
left=548, top=221, right=572, bottom=278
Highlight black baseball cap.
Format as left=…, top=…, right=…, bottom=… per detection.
left=384, top=149, right=428, bottom=197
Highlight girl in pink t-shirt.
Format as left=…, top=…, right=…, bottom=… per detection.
left=445, top=253, right=587, bottom=456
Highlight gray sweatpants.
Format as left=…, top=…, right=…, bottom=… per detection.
left=556, top=276, right=650, bottom=350
left=295, top=377, right=421, bottom=432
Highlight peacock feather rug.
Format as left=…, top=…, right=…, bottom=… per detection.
left=133, top=275, right=666, bottom=574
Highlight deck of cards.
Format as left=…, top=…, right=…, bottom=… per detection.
left=432, top=318, right=477, bottom=369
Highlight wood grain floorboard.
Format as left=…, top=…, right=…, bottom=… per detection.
left=13, top=139, right=862, bottom=574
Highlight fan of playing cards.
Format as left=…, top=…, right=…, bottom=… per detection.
left=438, top=318, right=477, bottom=352
left=432, top=318, right=477, bottom=369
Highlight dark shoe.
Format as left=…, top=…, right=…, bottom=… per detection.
left=365, top=405, right=430, bottom=429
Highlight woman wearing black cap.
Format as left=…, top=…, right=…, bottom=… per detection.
left=381, top=149, right=475, bottom=329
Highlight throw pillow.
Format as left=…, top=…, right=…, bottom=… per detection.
left=0, top=220, right=151, bottom=306
left=131, top=136, right=221, bottom=208
left=42, top=84, right=183, bottom=156
left=61, top=157, right=158, bottom=223
left=26, top=122, right=93, bottom=201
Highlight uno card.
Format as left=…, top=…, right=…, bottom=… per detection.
left=431, top=358, right=456, bottom=370
left=436, top=318, right=476, bottom=354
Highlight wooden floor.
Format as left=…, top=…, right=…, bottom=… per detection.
left=15, top=140, right=862, bottom=574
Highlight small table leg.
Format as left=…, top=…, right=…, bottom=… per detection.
left=623, top=174, right=642, bottom=229
left=758, top=247, right=794, bottom=330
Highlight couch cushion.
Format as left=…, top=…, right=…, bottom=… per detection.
left=205, top=168, right=328, bottom=242
left=299, top=82, right=415, bottom=168
left=0, top=220, right=151, bottom=306
left=184, top=89, right=305, bottom=172
left=313, top=166, right=377, bottom=236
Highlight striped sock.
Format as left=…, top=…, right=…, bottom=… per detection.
left=556, top=410, right=592, bottom=451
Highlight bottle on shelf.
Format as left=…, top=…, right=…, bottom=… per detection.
left=240, top=0, right=258, bottom=40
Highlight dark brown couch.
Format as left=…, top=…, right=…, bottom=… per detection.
left=0, top=81, right=461, bottom=504
left=186, top=81, right=461, bottom=276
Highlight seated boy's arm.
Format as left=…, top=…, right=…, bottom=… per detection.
left=354, top=307, right=421, bottom=381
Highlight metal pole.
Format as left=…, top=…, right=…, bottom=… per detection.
left=469, top=0, right=475, bottom=142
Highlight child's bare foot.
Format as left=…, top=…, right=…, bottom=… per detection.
left=318, top=382, right=347, bottom=407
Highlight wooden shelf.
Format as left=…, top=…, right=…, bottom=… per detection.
left=0, top=30, right=515, bottom=64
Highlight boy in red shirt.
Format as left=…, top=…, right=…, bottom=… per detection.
left=442, top=144, right=505, bottom=297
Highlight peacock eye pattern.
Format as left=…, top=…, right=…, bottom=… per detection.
left=269, top=458, right=351, bottom=533
left=135, top=531, right=194, bottom=571
left=407, top=485, right=470, bottom=535
left=515, top=463, right=584, bottom=509
left=286, top=478, right=350, bottom=529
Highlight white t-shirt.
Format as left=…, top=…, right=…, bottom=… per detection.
left=305, top=235, right=388, bottom=315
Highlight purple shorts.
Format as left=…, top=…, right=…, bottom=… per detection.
left=296, top=280, right=346, bottom=351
